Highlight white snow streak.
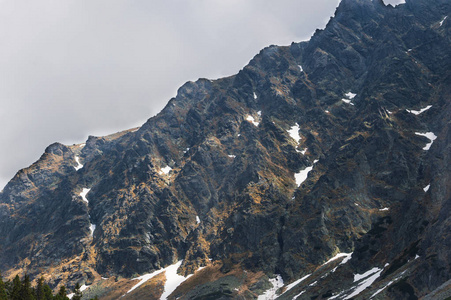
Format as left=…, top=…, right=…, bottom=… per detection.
left=345, top=268, right=384, bottom=299
left=281, top=274, right=311, bottom=295
left=324, top=253, right=353, bottom=266
left=342, top=99, right=354, bottom=105
left=406, top=105, right=432, bottom=115
left=257, top=111, right=262, bottom=116
left=74, top=156, right=83, bottom=171
left=295, top=160, right=318, bottom=186
left=293, top=291, right=305, bottom=299
left=257, top=275, right=284, bottom=300
left=298, top=65, right=303, bottom=72
left=228, top=155, right=236, bottom=158
left=127, top=268, right=167, bottom=294
left=79, top=188, right=91, bottom=204
left=423, top=184, right=430, bottom=192
left=254, top=92, right=258, bottom=99
left=379, top=207, right=390, bottom=211
left=160, top=166, right=172, bottom=175
left=90, top=224, right=96, bottom=237
left=196, top=216, right=200, bottom=224
left=353, top=267, right=381, bottom=282
left=288, top=123, right=301, bottom=143
left=440, top=16, right=448, bottom=26
left=246, top=115, right=260, bottom=126
left=415, top=132, right=437, bottom=150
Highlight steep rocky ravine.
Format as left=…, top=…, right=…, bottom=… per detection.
left=0, top=0, right=450, bottom=299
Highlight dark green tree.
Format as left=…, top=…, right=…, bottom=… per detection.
left=89, top=296, right=99, bottom=300
left=10, top=275, right=22, bottom=300
left=54, top=285, right=69, bottom=300
left=72, top=283, right=82, bottom=300
left=35, top=276, right=45, bottom=300
left=42, top=284, right=54, bottom=300
left=20, top=274, right=35, bottom=300
left=0, top=271, right=7, bottom=300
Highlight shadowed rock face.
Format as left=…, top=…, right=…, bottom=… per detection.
left=0, top=0, right=450, bottom=298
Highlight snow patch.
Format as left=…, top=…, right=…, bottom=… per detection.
left=382, top=0, right=405, bottom=6
left=294, top=160, right=318, bottom=186
left=296, top=148, right=307, bottom=154
left=257, top=110, right=262, bottom=116
left=160, top=261, right=191, bottom=300
left=183, top=147, right=190, bottom=154
left=415, top=254, right=420, bottom=260
left=74, top=156, right=83, bottom=171
left=415, top=132, right=437, bottom=150
left=288, top=123, right=301, bottom=143
left=196, top=216, right=200, bottom=224
left=79, top=188, right=91, bottom=204
left=124, top=261, right=205, bottom=298
left=246, top=115, right=259, bottom=127
left=440, top=16, right=448, bottom=26
left=342, top=99, right=353, bottom=105
left=325, top=110, right=330, bottom=113
left=160, top=166, right=172, bottom=175
left=406, top=105, right=432, bottom=115
left=423, top=184, right=430, bottom=192
left=257, top=275, right=284, bottom=300
left=345, top=92, right=356, bottom=99
left=67, top=285, right=89, bottom=299
left=90, top=224, right=96, bottom=237
left=254, top=92, right=258, bottom=99
left=298, top=65, right=303, bottom=72
left=379, top=207, right=389, bottom=211
left=80, top=285, right=89, bottom=292
left=228, top=155, right=236, bottom=158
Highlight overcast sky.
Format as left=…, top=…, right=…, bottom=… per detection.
left=0, top=0, right=405, bottom=190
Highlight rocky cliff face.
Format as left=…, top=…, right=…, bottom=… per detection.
left=1, top=0, right=450, bottom=299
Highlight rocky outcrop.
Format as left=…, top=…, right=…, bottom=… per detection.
left=0, top=0, right=450, bottom=299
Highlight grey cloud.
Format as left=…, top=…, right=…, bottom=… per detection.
left=0, top=0, right=339, bottom=189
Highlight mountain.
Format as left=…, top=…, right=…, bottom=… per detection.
left=1, top=0, right=450, bottom=299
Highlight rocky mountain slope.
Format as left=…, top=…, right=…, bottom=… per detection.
left=0, top=0, right=450, bottom=299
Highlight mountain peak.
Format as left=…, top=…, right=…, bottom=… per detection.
left=0, top=0, right=450, bottom=299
